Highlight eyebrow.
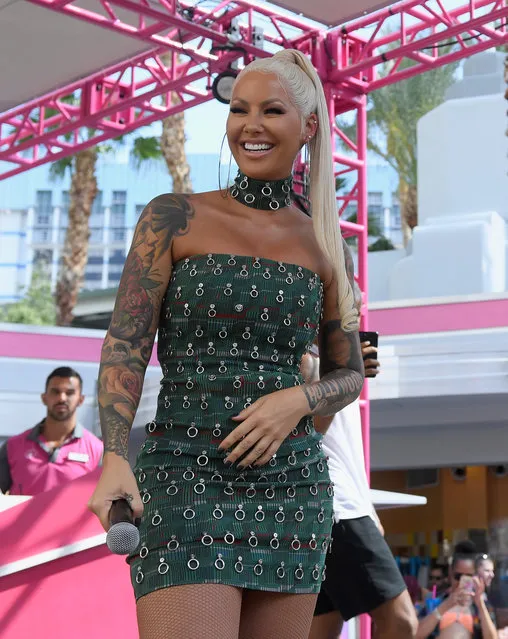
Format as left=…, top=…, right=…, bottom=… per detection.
left=231, top=98, right=287, bottom=107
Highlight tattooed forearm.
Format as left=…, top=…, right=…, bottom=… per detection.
left=98, top=194, right=194, bottom=460
left=302, top=317, right=364, bottom=416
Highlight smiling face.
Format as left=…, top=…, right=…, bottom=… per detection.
left=226, top=71, right=316, bottom=181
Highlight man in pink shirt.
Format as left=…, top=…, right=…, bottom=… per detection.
left=0, top=366, right=103, bottom=496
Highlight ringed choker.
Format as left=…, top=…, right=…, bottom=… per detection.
left=229, top=170, right=293, bottom=211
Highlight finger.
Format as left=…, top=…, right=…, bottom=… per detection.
left=231, top=398, right=263, bottom=422
left=237, top=436, right=273, bottom=469
left=361, top=346, right=377, bottom=356
left=361, top=341, right=370, bottom=347
left=254, top=440, right=281, bottom=468
left=88, top=499, right=112, bottom=532
left=226, top=430, right=264, bottom=465
left=219, top=418, right=257, bottom=451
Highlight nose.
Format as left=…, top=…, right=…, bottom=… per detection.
left=243, top=112, right=264, bottom=134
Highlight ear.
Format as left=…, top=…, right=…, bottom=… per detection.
left=41, top=392, right=48, bottom=407
left=78, top=393, right=85, bottom=407
left=302, top=113, right=318, bottom=145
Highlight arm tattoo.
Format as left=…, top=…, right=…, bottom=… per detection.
left=98, top=195, right=194, bottom=460
left=302, top=242, right=364, bottom=416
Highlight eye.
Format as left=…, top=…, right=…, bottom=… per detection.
left=229, top=107, right=246, bottom=114
left=265, top=108, right=284, bottom=114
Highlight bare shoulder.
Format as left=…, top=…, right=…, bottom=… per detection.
left=141, top=192, right=196, bottom=234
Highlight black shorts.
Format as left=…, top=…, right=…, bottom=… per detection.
left=314, top=516, right=407, bottom=621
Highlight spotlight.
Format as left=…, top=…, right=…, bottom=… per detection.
left=211, top=69, right=238, bottom=104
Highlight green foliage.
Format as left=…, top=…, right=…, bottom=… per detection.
left=130, top=136, right=163, bottom=170
left=369, top=236, right=396, bottom=252
left=0, top=267, right=56, bottom=325
left=345, top=210, right=384, bottom=238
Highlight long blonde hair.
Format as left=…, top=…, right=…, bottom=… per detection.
left=235, top=49, right=358, bottom=332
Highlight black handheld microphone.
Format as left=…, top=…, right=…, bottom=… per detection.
left=106, top=499, right=140, bottom=555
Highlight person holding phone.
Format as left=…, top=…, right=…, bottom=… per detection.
left=304, top=334, right=418, bottom=638
left=416, top=541, right=497, bottom=638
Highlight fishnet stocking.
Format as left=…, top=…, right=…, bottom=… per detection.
left=239, top=591, right=318, bottom=639
left=137, top=584, right=242, bottom=639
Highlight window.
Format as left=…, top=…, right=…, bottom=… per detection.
left=91, top=191, right=103, bottom=217
left=111, top=190, right=127, bottom=226
left=85, top=272, right=102, bottom=281
left=108, top=272, right=122, bottom=283
left=36, top=190, right=52, bottom=212
left=391, top=192, right=401, bottom=229
left=33, top=249, right=53, bottom=266
left=89, top=228, right=103, bottom=243
left=33, top=228, right=50, bottom=243
left=368, top=191, right=383, bottom=225
left=87, top=255, right=104, bottom=266
left=109, top=250, right=126, bottom=265
left=61, top=191, right=70, bottom=212
left=112, top=229, right=125, bottom=242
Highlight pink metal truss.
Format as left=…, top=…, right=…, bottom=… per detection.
left=2, top=0, right=507, bottom=182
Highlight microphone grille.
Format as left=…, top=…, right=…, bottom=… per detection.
left=106, top=522, right=140, bottom=555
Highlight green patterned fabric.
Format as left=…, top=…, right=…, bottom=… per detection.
left=129, top=253, right=334, bottom=599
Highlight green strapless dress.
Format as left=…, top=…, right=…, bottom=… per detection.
left=129, top=253, right=333, bottom=599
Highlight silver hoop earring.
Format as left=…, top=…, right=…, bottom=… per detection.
left=218, top=132, right=230, bottom=198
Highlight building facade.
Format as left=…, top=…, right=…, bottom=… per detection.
left=0, top=152, right=402, bottom=303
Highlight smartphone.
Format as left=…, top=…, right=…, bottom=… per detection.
left=459, top=575, right=475, bottom=595
left=359, top=331, right=378, bottom=361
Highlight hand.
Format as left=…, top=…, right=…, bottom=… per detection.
left=472, top=576, right=485, bottom=605
left=87, top=454, right=143, bottom=531
left=361, top=341, right=380, bottom=378
left=219, top=387, right=308, bottom=469
left=449, top=585, right=473, bottom=608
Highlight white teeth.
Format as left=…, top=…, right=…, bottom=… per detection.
left=244, top=143, right=272, bottom=151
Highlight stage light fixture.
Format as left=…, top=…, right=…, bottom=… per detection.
left=211, top=69, right=238, bottom=104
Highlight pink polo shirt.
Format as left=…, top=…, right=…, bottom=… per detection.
left=4, top=421, right=103, bottom=496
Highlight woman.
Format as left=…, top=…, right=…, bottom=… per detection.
left=88, top=49, right=364, bottom=639
left=416, top=541, right=497, bottom=639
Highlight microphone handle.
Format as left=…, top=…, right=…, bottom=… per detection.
left=109, top=498, right=134, bottom=526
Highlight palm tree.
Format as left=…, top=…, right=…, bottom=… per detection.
left=50, top=148, right=98, bottom=326
left=339, top=59, right=458, bottom=245
left=51, top=53, right=193, bottom=325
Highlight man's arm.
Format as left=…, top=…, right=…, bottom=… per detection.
left=0, top=443, right=12, bottom=494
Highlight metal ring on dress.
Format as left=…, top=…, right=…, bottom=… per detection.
left=197, top=452, right=209, bottom=466
left=278, top=472, right=288, bottom=483
left=295, top=564, right=304, bottom=580
left=189, top=267, right=197, bottom=277
left=230, top=346, right=239, bottom=356
left=196, top=285, right=204, bottom=296
left=254, top=561, right=264, bottom=576
left=166, top=482, right=178, bottom=496
left=186, top=378, right=194, bottom=390
left=183, top=398, right=191, bottom=409
left=235, top=506, right=245, bottom=521
left=275, top=507, right=285, bottom=523
left=271, top=351, right=279, bottom=362
left=295, top=506, right=305, bottom=522
left=228, top=255, right=237, bottom=265
left=183, top=468, right=195, bottom=481
left=147, top=421, right=157, bottom=433
left=270, top=534, right=280, bottom=550
left=197, top=364, right=204, bottom=374
left=201, top=533, right=214, bottom=546
left=240, top=267, right=248, bottom=277
left=312, top=566, right=321, bottom=580
left=309, top=535, right=318, bottom=550
left=139, top=545, right=149, bottom=558
left=301, top=465, right=310, bottom=478
left=268, top=335, right=275, bottom=344
left=195, top=326, right=204, bottom=337
left=269, top=456, right=277, bottom=467
left=277, top=563, right=286, bottom=579
left=287, top=485, right=296, bottom=498
left=235, top=557, right=244, bottom=573
left=262, top=185, right=272, bottom=196
left=304, top=448, right=311, bottom=457
left=233, top=377, right=242, bottom=389
left=213, top=505, right=224, bottom=520
left=275, top=378, right=283, bottom=389
left=310, top=484, right=318, bottom=496
left=177, top=363, right=185, bottom=374
left=255, top=506, right=265, bottom=521
left=183, top=508, right=196, bottom=520
left=317, top=509, right=325, bottom=524
left=327, top=484, right=334, bottom=497
left=207, top=343, right=216, bottom=355
left=219, top=329, right=228, bottom=339
left=211, top=471, right=222, bottom=482
left=187, top=426, right=198, bottom=439
left=138, top=471, right=146, bottom=483
left=212, top=427, right=222, bottom=438
left=152, top=513, right=162, bottom=526
left=261, top=309, right=269, bottom=321
left=225, top=532, right=235, bottom=545
left=167, top=537, right=179, bottom=551
left=158, top=559, right=169, bottom=575
left=187, top=555, right=199, bottom=571
left=208, top=305, right=217, bottom=318
left=219, top=363, right=227, bottom=374
left=246, top=485, right=256, bottom=498
left=288, top=452, right=297, bottom=466
left=194, top=480, right=206, bottom=495
left=135, top=569, right=144, bottom=584
left=248, top=532, right=258, bottom=548
left=291, top=536, right=301, bottom=551
left=215, top=555, right=225, bottom=570
left=142, top=492, right=151, bottom=504
left=265, top=486, right=275, bottom=499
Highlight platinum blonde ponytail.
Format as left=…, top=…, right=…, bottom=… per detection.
left=237, top=49, right=358, bottom=331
